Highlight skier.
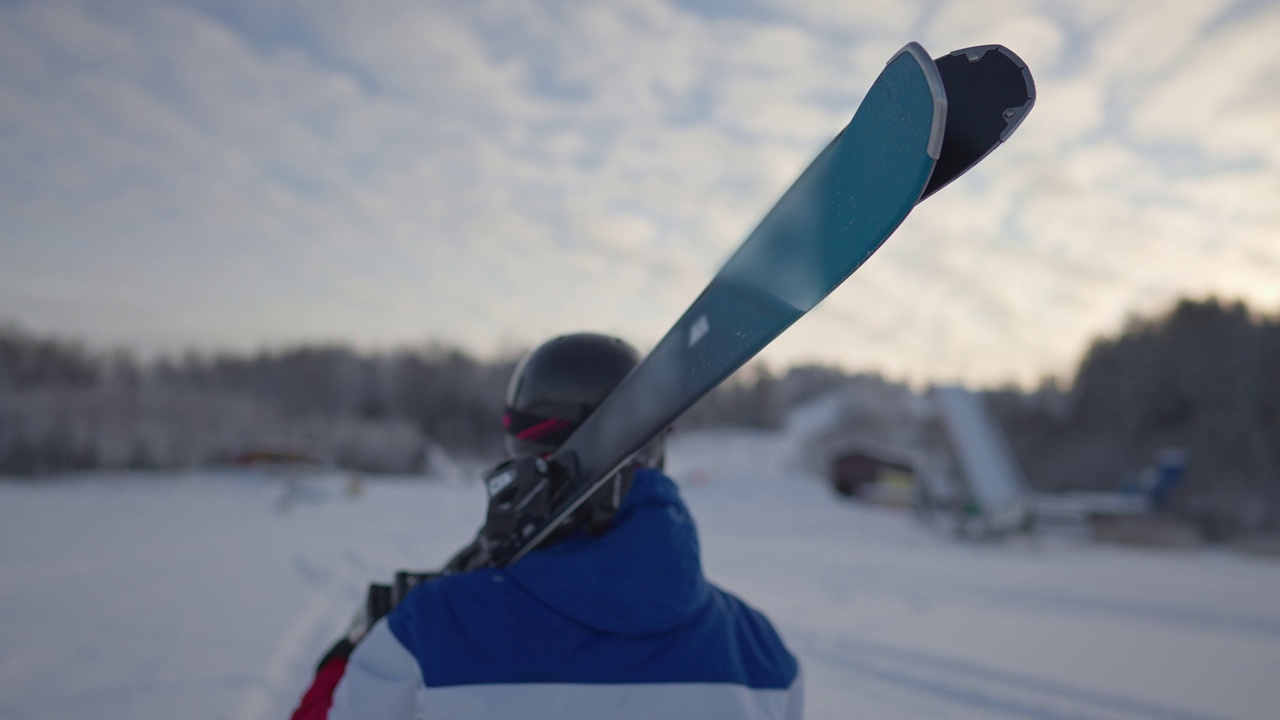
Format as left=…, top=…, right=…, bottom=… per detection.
left=290, top=333, right=802, bottom=719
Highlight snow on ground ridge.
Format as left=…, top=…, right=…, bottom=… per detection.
left=3, top=427, right=1280, bottom=719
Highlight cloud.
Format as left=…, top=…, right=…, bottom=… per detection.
left=787, top=0, right=1280, bottom=385
left=2, top=0, right=1278, bottom=388
left=1131, top=8, right=1280, bottom=165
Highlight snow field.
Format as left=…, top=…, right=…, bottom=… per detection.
left=1, top=430, right=1279, bottom=719
left=671, top=430, right=1280, bottom=720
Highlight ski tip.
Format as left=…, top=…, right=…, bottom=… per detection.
left=986, top=45, right=1035, bottom=141
left=889, top=41, right=927, bottom=65
left=946, top=44, right=1036, bottom=141
left=997, top=46, right=1036, bottom=141
left=947, top=44, right=999, bottom=63
left=917, top=43, right=1038, bottom=201
left=891, top=42, right=948, bottom=161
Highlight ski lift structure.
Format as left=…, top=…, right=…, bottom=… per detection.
left=930, top=386, right=1033, bottom=536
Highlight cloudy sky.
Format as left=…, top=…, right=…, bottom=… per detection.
left=2, top=0, right=1277, bottom=387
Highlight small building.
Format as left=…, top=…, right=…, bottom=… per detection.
left=830, top=448, right=918, bottom=507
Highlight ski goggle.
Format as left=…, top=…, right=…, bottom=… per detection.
left=502, top=408, right=580, bottom=448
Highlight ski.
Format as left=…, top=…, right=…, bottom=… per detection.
left=425, top=41, right=1038, bottom=578
left=923, top=44, right=1035, bottom=200
left=487, top=41, right=947, bottom=567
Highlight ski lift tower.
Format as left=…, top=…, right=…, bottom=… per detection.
left=932, top=386, right=1031, bottom=535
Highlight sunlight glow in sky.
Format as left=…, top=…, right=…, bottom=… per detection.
left=2, top=0, right=1278, bottom=386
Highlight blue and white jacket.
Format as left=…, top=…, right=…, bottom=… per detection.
left=326, top=468, right=802, bottom=719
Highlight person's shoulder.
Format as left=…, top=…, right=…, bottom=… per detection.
left=706, top=584, right=782, bottom=633
left=634, top=465, right=675, bottom=483
left=412, top=568, right=521, bottom=601
left=389, top=569, right=520, bottom=628
left=703, top=584, right=799, bottom=688
left=630, top=466, right=683, bottom=499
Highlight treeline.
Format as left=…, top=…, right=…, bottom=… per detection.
left=0, top=329, right=516, bottom=475
left=0, top=325, right=838, bottom=476
left=989, top=298, right=1280, bottom=537
left=9, top=297, right=1276, bottom=537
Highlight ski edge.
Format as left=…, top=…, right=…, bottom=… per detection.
left=999, top=44, right=1036, bottom=141
left=894, top=41, right=948, bottom=161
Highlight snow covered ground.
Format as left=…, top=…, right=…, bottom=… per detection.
left=3, top=427, right=1280, bottom=719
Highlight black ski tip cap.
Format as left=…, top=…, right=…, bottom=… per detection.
left=922, top=44, right=1036, bottom=200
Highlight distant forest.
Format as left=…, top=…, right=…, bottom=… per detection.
left=0, top=327, right=826, bottom=476
left=3, top=297, right=1278, bottom=536
left=988, top=298, right=1280, bottom=538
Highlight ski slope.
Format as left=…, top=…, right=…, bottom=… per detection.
left=3, top=425, right=1280, bottom=719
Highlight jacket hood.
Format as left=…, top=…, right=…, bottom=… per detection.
left=504, top=469, right=711, bottom=637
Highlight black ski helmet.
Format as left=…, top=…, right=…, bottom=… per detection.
left=503, top=333, right=641, bottom=458
left=499, top=332, right=663, bottom=536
